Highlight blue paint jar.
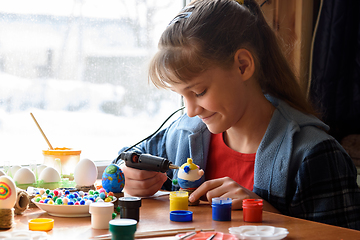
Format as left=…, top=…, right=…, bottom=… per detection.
left=211, top=197, right=232, bottom=221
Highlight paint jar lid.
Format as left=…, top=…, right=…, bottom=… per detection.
left=89, top=202, right=114, bottom=214
left=28, top=218, right=54, bottom=231
left=242, top=199, right=263, bottom=208
left=118, top=197, right=142, bottom=208
left=169, top=191, right=188, bottom=200
left=212, top=197, right=232, bottom=206
left=170, top=210, right=193, bottom=222
left=109, top=219, right=137, bottom=237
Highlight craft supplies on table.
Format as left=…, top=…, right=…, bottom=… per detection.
left=169, top=191, right=188, bottom=211
left=242, top=199, right=263, bottom=223
left=28, top=218, right=54, bottom=231
left=229, top=225, right=289, bottom=240
left=109, top=219, right=137, bottom=240
left=0, top=230, right=48, bottom=239
left=170, top=210, right=193, bottom=222
left=118, top=196, right=141, bottom=222
left=89, top=202, right=114, bottom=229
left=31, top=188, right=117, bottom=217
left=211, top=197, right=232, bottom=221
left=91, top=227, right=216, bottom=239
left=176, top=231, right=237, bottom=240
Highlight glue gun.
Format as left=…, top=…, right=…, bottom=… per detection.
left=119, top=152, right=179, bottom=173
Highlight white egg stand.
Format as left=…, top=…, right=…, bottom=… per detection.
left=0, top=176, right=17, bottom=229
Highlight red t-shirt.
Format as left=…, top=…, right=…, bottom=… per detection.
left=205, top=133, right=255, bottom=190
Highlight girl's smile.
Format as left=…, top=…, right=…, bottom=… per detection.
left=199, top=112, right=217, bottom=123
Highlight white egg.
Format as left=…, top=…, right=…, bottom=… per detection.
left=0, top=169, right=6, bottom=176
left=74, top=158, right=98, bottom=186
left=13, top=167, right=36, bottom=184
left=37, top=164, right=47, bottom=176
left=39, top=167, right=61, bottom=183
left=0, top=175, right=17, bottom=209
left=10, top=165, right=22, bottom=178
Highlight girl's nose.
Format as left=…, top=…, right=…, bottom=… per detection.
left=185, top=99, right=202, bottom=118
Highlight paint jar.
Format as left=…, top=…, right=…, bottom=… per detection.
left=118, top=197, right=142, bottom=222
left=89, top=202, right=114, bottom=229
left=169, top=191, right=188, bottom=212
left=242, top=199, right=263, bottom=223
left=109, top=219, right=137, bottom=240
left=211, top=197, right=232, bottom=221
left=43, top=147, right=81, bottom=179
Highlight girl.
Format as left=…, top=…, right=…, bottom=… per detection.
left=114, top=0, right=360, bottom=230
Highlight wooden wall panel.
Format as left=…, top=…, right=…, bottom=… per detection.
left=256, top=0, right=314, bottom=93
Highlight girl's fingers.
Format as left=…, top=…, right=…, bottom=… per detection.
left=122, top=165, right=158, bottom=180
left=188, top=178, right=224, bottom=203
left=188, top=177, right=252, bottom=210
left=122, top=166, right=168, bottom=197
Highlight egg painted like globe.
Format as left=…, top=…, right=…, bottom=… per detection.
left=102, top=164, right=125, bottom=193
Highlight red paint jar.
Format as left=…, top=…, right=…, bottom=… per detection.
left=242, top=199, right=263, bottom=222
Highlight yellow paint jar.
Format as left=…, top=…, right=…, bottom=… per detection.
left=169, top=191, right=188, bottom=212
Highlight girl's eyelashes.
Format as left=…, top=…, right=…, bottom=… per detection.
left=195, top=89, right=207, bottom=97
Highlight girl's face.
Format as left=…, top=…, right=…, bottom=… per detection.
left=171, top=65, right=250, bottom=134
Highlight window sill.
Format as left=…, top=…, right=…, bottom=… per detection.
left=96, top=160, right=113, bottom=179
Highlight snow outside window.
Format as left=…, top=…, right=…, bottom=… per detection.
left=0, top=0, right=184, bottom=168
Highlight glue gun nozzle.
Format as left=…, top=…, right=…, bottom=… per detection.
left=169, top=164, right=179, bottom=169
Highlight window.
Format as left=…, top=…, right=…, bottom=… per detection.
left=0, top=0, right=184, bottom=169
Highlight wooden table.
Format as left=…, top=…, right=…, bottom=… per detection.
left=2, top=194, right=360, bottom=239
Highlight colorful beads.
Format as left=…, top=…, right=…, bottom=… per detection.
left=99, top=192, right=106, bottom=200
left=56, top=198, right=63, bottom=205
left=36, top=188, right=114, bottom=206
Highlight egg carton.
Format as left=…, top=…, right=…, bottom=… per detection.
left=16, top=178, right=77, bottom=191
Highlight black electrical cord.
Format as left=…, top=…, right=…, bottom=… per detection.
left=260, top=0, right=269, bottom=7
left=115, top=106, right=185, bottom=162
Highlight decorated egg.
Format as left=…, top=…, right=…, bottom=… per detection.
left=177, top=158, right=204, bottom=190
left=0, top=176, right=17, bottom=209
left=13, top=167, right=36, bottom=185
left=0, top=169, right=5, bottom=176
left=10, top=165, right=21, bottom=178
left=102, top=164, right=125, bottom=193
left=74, top=158, right=98, bottom=187
left=39, top=166, right=61, bottom=183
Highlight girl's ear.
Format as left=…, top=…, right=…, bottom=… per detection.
left=234, top=49, right=255, bottom=81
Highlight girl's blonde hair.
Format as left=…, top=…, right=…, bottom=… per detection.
left=149, top=0, right=315, bottom=115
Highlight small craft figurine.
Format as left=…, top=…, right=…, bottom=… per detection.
left=177, top=158, right=204, bottom=205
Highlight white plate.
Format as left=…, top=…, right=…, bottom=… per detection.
left=229, top=226, right=289, bottom=240
left=31, top=197, right=117, bottom=217
left=0, top=230, right=48, bottom=240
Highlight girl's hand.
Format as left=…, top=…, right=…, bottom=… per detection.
left=188, top=177, right=279, bottom=213
left=120, top=164, right=168, bottom=197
